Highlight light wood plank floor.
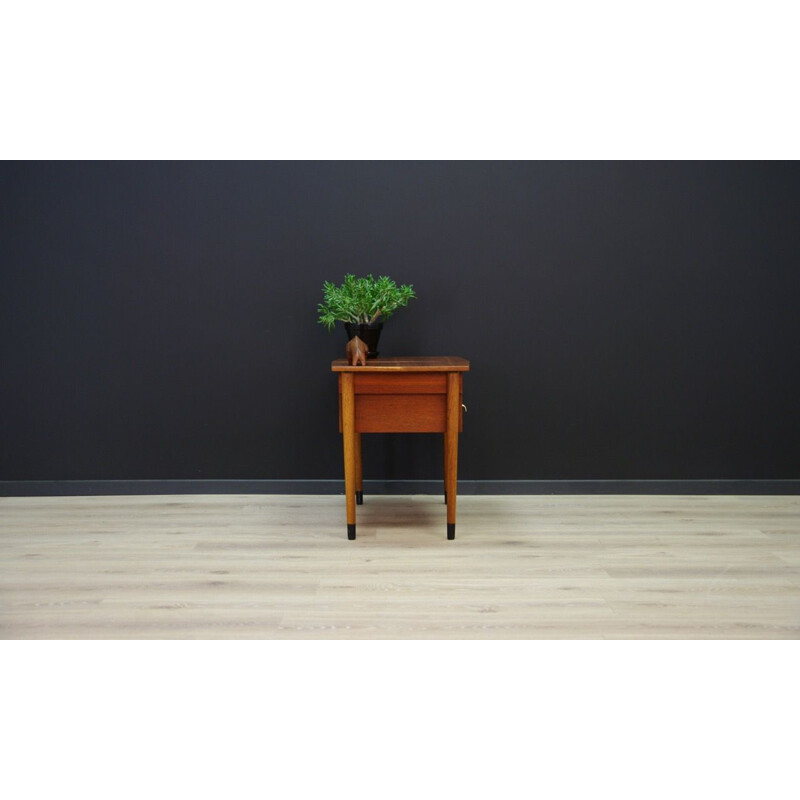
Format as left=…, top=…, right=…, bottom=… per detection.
left=1, top=494, right=799, bottom=639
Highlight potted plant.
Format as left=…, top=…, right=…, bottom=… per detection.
left=317, top=273, right=416, bottom=357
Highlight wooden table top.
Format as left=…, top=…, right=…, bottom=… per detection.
left=331, top=356, right=470, bottom=372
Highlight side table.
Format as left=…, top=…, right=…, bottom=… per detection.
left=332, top=356, right=470, bottom=540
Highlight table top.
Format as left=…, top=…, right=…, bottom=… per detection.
left=331, top=356, right=470, bottom=373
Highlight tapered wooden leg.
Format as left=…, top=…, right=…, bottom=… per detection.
left=443, top=433, right=448, bottom=504
left=355, top=433, right=363, bottom=505
left=445, top=372, right=459, bottom=540
left=341, top=372, right=357, bottom=539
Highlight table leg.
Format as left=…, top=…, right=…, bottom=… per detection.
left=445, top=372, right=459, bottom=540
left=443, top=433, right=448, bottom=504
left=341, top=372, right=357, bottom=539
left=355, top=433, right=363, bottom=505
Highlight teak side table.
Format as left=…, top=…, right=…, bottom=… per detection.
left=332, top=356, right=470, bottom=540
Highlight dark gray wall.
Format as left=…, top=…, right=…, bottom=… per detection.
left=2, top=161, right=799, bottom=485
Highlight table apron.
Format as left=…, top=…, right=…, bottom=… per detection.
left=338, top=374, right=464, bottom=434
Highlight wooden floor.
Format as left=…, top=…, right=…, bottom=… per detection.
left=1, top=493, right=799, bottom=639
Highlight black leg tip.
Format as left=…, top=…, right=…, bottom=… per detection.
left=447, top=523, right=455, bottom=540
left=356, top=491, right=363, bottom=505
left=347, top=524, right=356, bottom=540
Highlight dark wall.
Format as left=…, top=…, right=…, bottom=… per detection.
left=2, top=161, right=799, bottom=483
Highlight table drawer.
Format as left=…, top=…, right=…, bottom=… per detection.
left=355, top=394, right=446, bottom=432
left=338, top=392, right=463, bottom=433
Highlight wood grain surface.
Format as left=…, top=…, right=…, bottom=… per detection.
left=1, top=494, right=799, bottom=639
left=332, top=356, right=470, bottom=372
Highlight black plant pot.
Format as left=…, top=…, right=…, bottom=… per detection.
left=344, top=322, right=383, bottom=358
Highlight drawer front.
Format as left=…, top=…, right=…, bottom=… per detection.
left=356, top=394, right=447, bottom=432
left=338, top=394, right=464, bottom=433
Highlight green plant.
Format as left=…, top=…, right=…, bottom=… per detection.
left=317, top=273, right=416, bottom=331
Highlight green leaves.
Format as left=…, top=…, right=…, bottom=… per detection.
left=317, top=274, right=416, bottom=330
